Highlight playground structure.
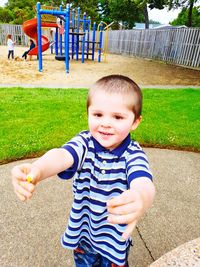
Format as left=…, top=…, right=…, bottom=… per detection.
left=22, top=2, right=106, bottom=73
left=23, top=18, right=58, bottom=56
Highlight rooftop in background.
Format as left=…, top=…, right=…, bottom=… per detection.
left=133, top=23, right=160, bottom=29
left=153, top=24, right=187, bottom=29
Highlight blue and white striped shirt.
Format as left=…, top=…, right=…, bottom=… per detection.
left=58, top=130, right=153, bottom=265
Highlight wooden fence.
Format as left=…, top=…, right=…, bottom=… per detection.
left=107, top=28, right=200, bottom=68
left=0, top=24, right=28, bottom=46
left=0, top=23, right=52, bottom=46
left=1, top=23, right=199, bottom=68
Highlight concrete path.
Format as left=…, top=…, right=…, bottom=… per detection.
left=0, top=148, right=200, bottom=267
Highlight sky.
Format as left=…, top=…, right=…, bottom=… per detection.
left=0, top=0, right=6, bottom=7
left=148, top=7, right=181, bottom=24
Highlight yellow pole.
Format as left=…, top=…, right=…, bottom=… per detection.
left=97, top=21, right=108, bottom=62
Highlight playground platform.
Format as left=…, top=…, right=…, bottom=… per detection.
left=0, top=148, right=199, bottom=266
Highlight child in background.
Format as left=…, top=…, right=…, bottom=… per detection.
left=7, top=34, right=15, bottom=60
left=22, top=39, right=36, bottom=60
left=12, top=75, right=155, bottom=267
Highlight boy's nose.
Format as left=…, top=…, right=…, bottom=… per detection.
left=101, top=117, right=111, bottom=127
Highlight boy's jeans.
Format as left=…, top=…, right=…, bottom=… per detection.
left=74, top=240, right=130, bottom=267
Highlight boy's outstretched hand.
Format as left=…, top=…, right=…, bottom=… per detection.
left=11, top=148, right=74, bottom=202
left=11, top=163, right=40, bottom=202
left=107, top=178, right=155, bottom=240
left=107, top=189, right=143, bottom=240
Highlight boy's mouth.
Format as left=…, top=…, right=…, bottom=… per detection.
left=99, top=131, right=113, bottom=136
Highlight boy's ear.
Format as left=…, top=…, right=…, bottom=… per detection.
left=131, top=116, right=142, bottom=131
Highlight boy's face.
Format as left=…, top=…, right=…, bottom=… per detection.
left=88, top=91, right=141, bottom=151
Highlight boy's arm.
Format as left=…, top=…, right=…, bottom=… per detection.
left=12, top=148, right=73, bottom=201
left=107, top=177, right=155, bottom=240
left=31, top=148, right=74, bottom=182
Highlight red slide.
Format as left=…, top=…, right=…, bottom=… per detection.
left=23, top=18, right=58, bottom=55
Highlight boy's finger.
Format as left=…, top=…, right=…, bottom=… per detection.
left=121, top=221, right=137, bottom=240
left=11, top=167, right=27, bottom=181
left=107, top=213, right=136, bottom=225
left=107, top=191, right=129, bottom=207
left=11, top=163, right=33, bottom=181
left=107, top=190, right=139, bottom=207
left=20, top=180, right=35, bottom=194
left=14, top=181, right=33, bottom=199
left=14, top=190, right=26, bottom=202
left=107, top=201, right=140, bottom=215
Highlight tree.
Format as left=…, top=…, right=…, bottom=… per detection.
left=70, top=0, right=100, bottom=23
left=108, top=0, right=144, bottom=29
left=171, top=6, right=200, bottom=27
left=43, top=0, right=63, bottom=6
left=5, top=0, right=36, bottom=24
left=0, top=7, right=14, bottom=23
left=133, top=0, right=167, bottom=29
left=168, top=0, right=199, bottom=27
left=6, top=0, right=36, bottom=10
left=148, top=0, right=167, bottom=9
left=3, top=0, right=73, bottom=24
left=98, top=0, right=112, bottom=25
left=0, top=0, right=168, bottom=27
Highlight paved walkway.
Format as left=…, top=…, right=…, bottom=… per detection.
left=0, top=148, right=200, bottom=267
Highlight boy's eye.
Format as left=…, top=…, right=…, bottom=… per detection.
left=93, top=113, right=102, bottom=117
left=114, top=115, right=123, bottom=120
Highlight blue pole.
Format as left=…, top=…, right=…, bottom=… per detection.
left=82, top=12, right=86, bottom=63
left=39, top=10, right=68, bottom=16
left=92, top=22, right=96, bottom=61
left=60, top=5, right=63, bottom=55
left=55, top=28, right=58, bottom=55
left=37, top=2, right=42, bottom=72
left=72, top=9, right=75, bottom=59
left=65, top=4, right=70, bottom=73
left=98, top=22, right=103, bottom=63
left=86, top=17, right=90, bottom=59
left=76, top=7, right=80, bottom=61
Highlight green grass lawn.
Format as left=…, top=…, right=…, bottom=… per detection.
left=0, top=87, right=200, bottom=164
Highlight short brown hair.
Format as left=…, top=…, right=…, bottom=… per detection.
left=87, top=74, right=142, bottom=120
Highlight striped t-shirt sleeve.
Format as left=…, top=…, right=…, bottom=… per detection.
left=126, top=145, right=153, bottom=186
left=58, top=134, right=87, bottom=179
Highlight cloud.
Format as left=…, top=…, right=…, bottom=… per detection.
left=148, top=7, right=182, bottom=24
left=0, top=0, right=7, bottom=7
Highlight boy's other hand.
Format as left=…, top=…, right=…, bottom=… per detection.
left=107, top=189, right=144, bottom=240
left=11, top=163, right=40, bottom=202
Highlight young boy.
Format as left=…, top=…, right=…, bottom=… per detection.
left=12, top=75, right=155, bottom=267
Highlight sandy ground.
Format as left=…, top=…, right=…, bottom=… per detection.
left=0, top=45, right=199, bottom=88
